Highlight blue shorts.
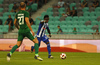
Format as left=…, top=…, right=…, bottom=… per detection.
left=37, top=35, right=49, bottom=46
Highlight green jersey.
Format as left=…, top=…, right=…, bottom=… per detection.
left=15, top=10, right=30, bottom=33
left=73, top=30, right=77, bottom=34
left=15, top=10, right=34, bottom=41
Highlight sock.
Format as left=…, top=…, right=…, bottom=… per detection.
left=31, top=46, right=34, bottom=50
left=35, top=54, right=39, bottom=57
left=47, top=43, right=51, bottom=55
left=10, top=45, right=18, bottom=55
left=10, top=52, right=12, bottom=56
left=34, top=43, right=39, bottom=56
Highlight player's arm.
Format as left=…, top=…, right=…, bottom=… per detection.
left=14, top=18, right=19, bottom=29
left=57, top=29, right=60, bottom=34
left=96, top=2, right=99, bottom=6
left=30, top=22, right=33, bottom=25
left=4, top=21, right=7, bottom=25
left=25, top=17, right=35, bottom=36
left=93, top=3, right=96, bottom=7
left=47, top=27, right=51, bottom=37
left=11, top=6, right=14, bottom=12
left=9, top=19, right=13, bottom=25
left=81, top=2, right=83, bottom=6
left=72, top=10, right=75, bottom=16
left=57, top=30, right=59, bottom=34
left=84, top=2, right=87, bottom=6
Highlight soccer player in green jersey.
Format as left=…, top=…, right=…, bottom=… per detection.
left=7, top=2, right=43, bottom=61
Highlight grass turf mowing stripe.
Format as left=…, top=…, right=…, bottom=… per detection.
left=0, top=51, right=100, bottom=65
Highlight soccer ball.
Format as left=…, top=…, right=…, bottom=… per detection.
left=60, top=53, right=66, bottom=59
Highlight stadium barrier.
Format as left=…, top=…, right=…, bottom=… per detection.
left=2, top=33, right=100, bottom=39
left=0, top=39, right=100, bottom=53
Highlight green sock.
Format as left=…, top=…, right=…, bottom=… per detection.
left=10, top=45, right=18, bottom=55
left=34, top=43, right=39, bottom=56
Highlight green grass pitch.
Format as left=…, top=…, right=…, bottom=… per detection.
left=0, top=51, right=100, bottom=65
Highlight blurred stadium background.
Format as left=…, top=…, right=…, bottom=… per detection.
left=0, top=0, right=100, bottom=52
left=0, top=0, right=100, bottom=65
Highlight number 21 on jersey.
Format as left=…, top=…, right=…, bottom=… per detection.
left=18, top=14, right=24, bottom=25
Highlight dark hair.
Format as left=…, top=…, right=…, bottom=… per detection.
left=58, top=25, right=60, bottom=27
left=20, top=2, right=26, bottom=8
left=44, top=15, right=49, bottom=19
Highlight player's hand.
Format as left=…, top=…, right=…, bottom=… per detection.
left=31, top=31, right=35, bottom=36
left=49, top=34, right=51, bottom=37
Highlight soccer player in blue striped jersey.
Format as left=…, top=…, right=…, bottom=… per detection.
left=31, top=15, right=53, bottom=58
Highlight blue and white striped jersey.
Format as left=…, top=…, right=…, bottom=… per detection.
left=36, top=20, right=49, bottom=37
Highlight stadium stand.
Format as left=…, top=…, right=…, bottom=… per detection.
left=0, top=0, right=100, bottom=39
left=0, top=0, right=47, bottom=34
left=32, top=0, right=100, bottom=35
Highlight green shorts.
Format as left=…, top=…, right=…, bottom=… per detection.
left=18, top=31, right=35, bottom=41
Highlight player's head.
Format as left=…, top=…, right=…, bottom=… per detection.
left=14, top=2, right=17, bottom=6
left=8, top=15, right=11, bottom=18
left=57, top=25, right=60, bottom=29
left=20, top=2, right=26, bottom=9
left=74, top=27, right=76, bottom=31
left=44, top=15, right=49, bottom=23
left=96, top=29, right=99, bottom=32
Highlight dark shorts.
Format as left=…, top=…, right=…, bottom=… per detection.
left=37, top=35, right=49, bottom=46
left=18, top=31, right=34, bottom=41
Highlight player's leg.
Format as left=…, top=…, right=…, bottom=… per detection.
left=7, top=41, right=23, bottom=62
left=31, top=46, right=34, bottom=52
left=7, top=32, right=24, bottom=62
left=43, top=39, right=53, bottom=58
left=32, top=38, right=43, bottom=61
left=26, top=32, right=43, bottom=61
left=26, top=33, right=39, bottom=55
left=31, top=37, right=41, bottom=52
left=43, top=36, right=53, bottom=58
left=32, top=38, right=39, bottom=55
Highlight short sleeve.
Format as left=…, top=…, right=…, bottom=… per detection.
left=25, top=12, right=29, bottom=18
